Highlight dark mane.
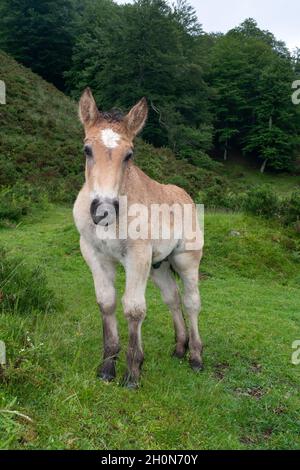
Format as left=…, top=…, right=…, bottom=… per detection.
left=100, top=109, right=124, bottom=123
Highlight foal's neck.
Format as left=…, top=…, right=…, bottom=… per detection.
left=121, top=163, right=160, bottom=204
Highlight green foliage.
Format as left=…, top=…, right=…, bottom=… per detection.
left=282, top=190, right=300, bottom=225
left=198, top=179, right=229, bottom=209
left=0, top=187, right=30, bottom=224
left=200, top=183, right=300, bottom=228
left=242, top=186, right=281, bottom=218
left=66, top=0, right=213, bottom=154
left=0, top=184, right=48, bottom=225
left=1, top=4, right=300, bottom=173
left=0, top=0, right=77, bottom=90
left=0, top=247, right=60, bottom=314
left=242, top=57, right=300, bottom=171
left=0, top=50, right=83, bottom=203
left=210, top=19, right=300, bottom=171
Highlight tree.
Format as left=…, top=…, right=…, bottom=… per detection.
left=292, top=48, right=300, bottom=76
left=172, top=0, right=202, bottom=36
left=243, top=57, right=300, bottom=172
left=66, top=0, right=213, bottom=155
left=229, top=18, right=289, bottom=57
left=210, top=19, right=300, bottom=171
left=0, top=0, right=77, bottom=90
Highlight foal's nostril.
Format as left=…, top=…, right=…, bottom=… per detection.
left=90, top=198, right=99, bottom=212
left=90, top=198, right=102, bottom=225
left=90, top=198, right=119, bottom=226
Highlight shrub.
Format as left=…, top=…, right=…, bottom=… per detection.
left=197, top=178, right=231, bottom=208
left=179, top=149, right=223, bottom=172
left=199, top=183, right=300, bottom=229
left=0, top=187, right=29, bottom=223
left=0, top=183, right=48, bottom=225
left=282, top=190, right=300, bottom=226
left=0, top=158, right=19, bottom=186
left=200, top=184, right=281, bottom=217
left=242, top=185, right=281, bottom=218
left=0, top=247, right=60, bottom=314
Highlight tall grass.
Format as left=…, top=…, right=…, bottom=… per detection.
left=0, top=247, right=60, bottom=315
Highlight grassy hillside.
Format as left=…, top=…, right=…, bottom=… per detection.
left=0, top=51, right=83, bottom=199
left=0, top=207, right=300, bottom=449
left=221, top=160, right=300, bottom=196
left=0, top=50, right=218, bottom=203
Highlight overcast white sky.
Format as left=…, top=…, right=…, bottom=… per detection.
left=115, top=0, right=300, bottom=51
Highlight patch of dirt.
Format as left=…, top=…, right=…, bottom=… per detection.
left=273, top=405, right=287, bottom=415
left=250, top=362, right=263, bottom=373
left=18, top=425, right=38, bottom=446
left=214, top=362, right=230, bottom=380
left=263, top=427, right=273, bottom=440
left=240, top=427, right=274, bottom=446
left=240, top=435, right=257, bottom=446
left=235, top=386, right=265, bottom=399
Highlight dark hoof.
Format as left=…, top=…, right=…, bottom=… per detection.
left=121, top=373, right=139, bottom=389
left=124, top=381, right=139, bottom=390
left=97, top=362, right=116, bottom=382
left=172, top=348, right=186, bottom=359
left=98, top=371, right=115, bottom=382
left=172, top=340, right=188, bottom=359
left=189, top=358, right=204, bottom=372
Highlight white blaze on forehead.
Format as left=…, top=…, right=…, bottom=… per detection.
left=101, top=128, right=120, bottom=149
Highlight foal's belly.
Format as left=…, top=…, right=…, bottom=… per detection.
left=151, top=239, right=181, bottom=264
left=89, top=236, right=178, bottom=265
left=85, top=227, right=179, bottom=266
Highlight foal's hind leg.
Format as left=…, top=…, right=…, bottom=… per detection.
left=151, top=262, right=188, bottom=358
left=170, top=251, right=203, bottom=371
left=80, top=237, right=119, bottom=381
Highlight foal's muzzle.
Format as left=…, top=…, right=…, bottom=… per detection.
left=90, top=198, right=119, bottom=226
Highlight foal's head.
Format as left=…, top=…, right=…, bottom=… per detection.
left=79, top=88, right=148, bottom=225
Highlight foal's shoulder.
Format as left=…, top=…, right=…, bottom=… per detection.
left=162, top=183, right=194, bottom=205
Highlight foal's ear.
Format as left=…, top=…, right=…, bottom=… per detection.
left=125, top=97, right=148, bottom=137
left=79, top=88, right=100, bottom=128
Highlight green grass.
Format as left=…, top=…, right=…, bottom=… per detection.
left=0, top=205, right=300, bottom=449
left=222, top=161, right=300, bottom=195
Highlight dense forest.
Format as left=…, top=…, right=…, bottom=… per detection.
left=1, top=0, right=300, bottom=173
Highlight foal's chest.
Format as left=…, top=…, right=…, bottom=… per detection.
left=96, top=238, right=125, bottom=260
left=83, top=223, right=126, bottom=262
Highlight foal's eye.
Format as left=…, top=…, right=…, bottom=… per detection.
left=84, top=145, right=93, bottom=158
left=124, top=150, right=133, bottom=162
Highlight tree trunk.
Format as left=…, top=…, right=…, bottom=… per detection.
left=224, top=138, right=228, bottom=161
left=260, top=158, right=268, bottom=173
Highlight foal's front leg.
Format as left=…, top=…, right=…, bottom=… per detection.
left=80, top=238, right=119, bottom=381
left=122, top=245, right=152, bottom=388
